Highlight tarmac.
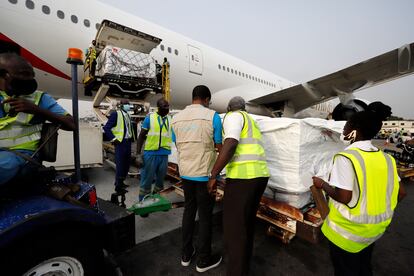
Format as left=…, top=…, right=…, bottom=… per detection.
left=86, top=140, right=414, bottom=276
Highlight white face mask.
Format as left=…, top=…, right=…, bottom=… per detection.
left=340, top=130, right=357, bottom=145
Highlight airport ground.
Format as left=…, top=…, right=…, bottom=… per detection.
left=85, top=140, right=413, bottom=275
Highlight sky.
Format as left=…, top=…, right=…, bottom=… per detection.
left=101, top=0, right=414, bottom=119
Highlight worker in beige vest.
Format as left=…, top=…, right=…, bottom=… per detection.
left=171, top=85, right=223, bottom=273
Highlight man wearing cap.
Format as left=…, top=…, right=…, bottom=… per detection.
left=208, top=96, right=269, bottom=276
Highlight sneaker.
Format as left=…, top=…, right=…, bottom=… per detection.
left=196, top=254, right=222, bottom=273
left=181, top=248, right=195, bottom=267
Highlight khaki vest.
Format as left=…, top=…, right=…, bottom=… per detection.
left=172, top=104, right=217, bottom=177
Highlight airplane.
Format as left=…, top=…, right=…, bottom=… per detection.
left=1, top=0, right=413, bottom=119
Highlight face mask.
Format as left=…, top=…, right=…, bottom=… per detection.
left=158, top=108, right=169, bottom=117
left=122, top=104, right=131, bottom=112
left=340, top=130, right=357, bottom=145
left=8, top=78, right=38, bottom=96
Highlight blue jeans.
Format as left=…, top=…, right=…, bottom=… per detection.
left=114, top=139, right=131, bottom=188
left=139, top=154, right=168, bottom=200
left=0, top=149, right=34, bottom=186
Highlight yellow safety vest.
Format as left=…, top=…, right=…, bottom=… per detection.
left=0, top=90, right=44, bottom=151
left=144, top=113, right=171, bottom=151
left=225, top=111, right=269, bottom=179
left=322, top=148, right=400, bottom=253
left=111, top=110, right=135, bottom=142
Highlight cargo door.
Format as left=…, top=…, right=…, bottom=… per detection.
left=187, top=45, right=203, bottom=75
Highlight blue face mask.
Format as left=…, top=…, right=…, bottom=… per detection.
left=122, top=104, right=131, bottom=112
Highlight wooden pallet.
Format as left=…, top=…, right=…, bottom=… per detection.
left=257, top=196, right=323, bottom=244
left=398, top=166, right=414, bottom=180
left=167, top=176, right=323, bottom=244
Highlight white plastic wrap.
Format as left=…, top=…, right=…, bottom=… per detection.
left=96, top=46, right=156, bottom=79
left=257, top=117, right=346, bottom=193
left=168, top=115, right=346, bottom=208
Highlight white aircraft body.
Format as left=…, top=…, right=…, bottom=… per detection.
left=1, top=0, right=413, bottom=117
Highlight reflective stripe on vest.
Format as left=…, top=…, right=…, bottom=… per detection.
left=0, top=91, right=44, bottom=150
left=144, top=113, right=171, bottom=151
left=225, top=111, right=269, bottom=179
left=321, top=148, right=399, bottom=253
left=0, top=91, right=43, bottom=124
left=111, top=110, right=125, bottom=142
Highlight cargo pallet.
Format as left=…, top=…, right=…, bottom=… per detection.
left=165, top=168, right=324, bottom=245
left=398, top=166, right=414, bottom=180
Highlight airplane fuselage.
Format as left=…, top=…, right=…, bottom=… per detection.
left=0, top=0, right=294, bottom=113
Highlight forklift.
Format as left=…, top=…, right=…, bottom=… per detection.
left=83, top=20, right=173, bottom=214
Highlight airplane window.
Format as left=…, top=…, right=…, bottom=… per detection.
left=42, top=5, right=50, bottom=15
left=8, top=0, right=17, bottom=4
left=160, top=45, right=165, bottom=51
left=242, top=73, right=245, bottom=77
left=174, top=49, right=179, bottom=55
left=71, top=15, right=78, bottom=24
left=57, top=10, right=64, bottom=19
left=239, top=72, right=241, bottom=76
left=168, top=47, right=171, bottom=53
left=235, top=70, right=238, bottom=75
left=26, top=0, right=34, bottom=9
left=227, top=68, right=230, bottom=72
left=218, top=64, right=221, bottom=69
left=222, top=66, right=226, bottom=71
left=96, top=23, right=101, bottom=30
left=84, top=19, right=90, bottom=28
left=231, top=69, right=233, bottom=73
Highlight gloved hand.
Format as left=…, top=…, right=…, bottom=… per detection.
left=135, top=154, right=144, bottom=168
left=111, top=139, right=121, bottom=146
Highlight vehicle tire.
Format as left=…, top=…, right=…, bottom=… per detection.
left=2, top=226, right=107, bottom=276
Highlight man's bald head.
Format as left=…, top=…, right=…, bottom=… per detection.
left=0, top=53, right=34, bottom=77
left=157, top=98, right=169, bottom=108
left=157, top=97, right=170, bottom=116
left=227, top=96, right=246, bottom=112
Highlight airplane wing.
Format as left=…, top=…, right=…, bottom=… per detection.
left=250, top=42, right=414, bottom=113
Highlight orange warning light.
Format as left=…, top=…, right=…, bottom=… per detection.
left=66, top=48, right=84, bottom=65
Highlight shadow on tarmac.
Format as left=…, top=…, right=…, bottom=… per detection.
left=116, top=179, right=414, bottom=276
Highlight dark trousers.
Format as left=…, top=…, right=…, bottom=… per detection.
left=329, top=240, right=374, bottom=276
left=114, top=139, right=131, bottom=187
left=182, top=179, right=215, bottom=262
left=223, top=177, right=268, bottom=276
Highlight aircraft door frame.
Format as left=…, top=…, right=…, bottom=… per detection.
left=187, top=45, right=203, bottom=75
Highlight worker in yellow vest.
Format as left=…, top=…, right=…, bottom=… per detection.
left=103, top=99, right=136, bottom=193
left=136, top=98, right=171, bottom=201
left=312, top=102, right=406, bottom=276
left=0, top=53, right=75, bottom=186
left=87, top=40, right=97, bottom=77
left=209, top=96, right=269, bottom=276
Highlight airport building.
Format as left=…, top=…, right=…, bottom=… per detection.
left=382, top=120, right=414, bottom=133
